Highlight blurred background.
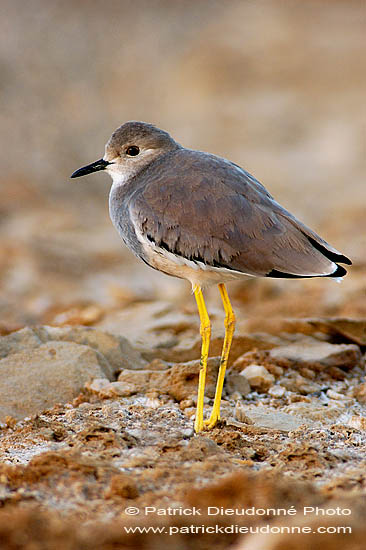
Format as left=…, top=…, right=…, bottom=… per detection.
left=0, top=0, right=365, bottom=333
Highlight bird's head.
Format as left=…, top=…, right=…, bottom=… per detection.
left=71, top=121, right=179, bottom=185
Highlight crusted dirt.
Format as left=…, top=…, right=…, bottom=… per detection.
left=0, top=315, right=365, bottom=549
left=1, top=1, right=365, bottom=548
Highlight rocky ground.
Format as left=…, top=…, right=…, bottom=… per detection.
left=1, top=1, right=365, bottom=548
left=0, top=310, right=365, bottom=549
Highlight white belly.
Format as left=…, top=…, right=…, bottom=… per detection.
left=144, top=241, right=253, bottom=289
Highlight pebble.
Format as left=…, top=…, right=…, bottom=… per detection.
left=143, top=396, right=162, bottom=409
left=230, top=391, right=244, bottom=402
left=268, top=385, right=286, bottom=398
left=347, top=416, right=366, bottom=431
left=326, top=389, right=350, bottom=401
left=352, top=383, right=366, bottom=404
left=226, top=371, right=251, bottom=396
left=179, top=399, right=194, bottom=410
left=234, top=403, right=254, bottom=424
left=241, top=365, right=275, bottom=392
left=281, top=375, right=321, bottom=395
left=99, top=381, right=137, bottom=398
left=86, top=378, right=110, bottom=393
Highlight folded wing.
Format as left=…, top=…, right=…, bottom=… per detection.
left=129, top=150, right=351, bottom=279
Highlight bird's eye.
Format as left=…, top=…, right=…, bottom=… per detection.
left=126, top=146, right=140, bottom=156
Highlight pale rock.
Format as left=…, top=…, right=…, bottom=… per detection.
left=117, top=357, right=220, bottom=401
left=86, top=378, right=110, bottom=393
left=0, top=342, right=106, bottom=421
left=268, top=385, right=286, bottom=398
left=99, top=381, right=136, bottom=398
left=269, top=341, right=362, bottom=371
left=230, top=391, right=244, bottom=401
left=168, top=357, right=219, bottom=400
left=0, top=326, right=146, bottom=381
left=38, top=326, right=146, bottom=375
left=281, top=374, right=321, bottom=395
left=306, top=318, right=366, bottom=346
left=326, top=389, right=351, bottom=401
left=0, top=327, right=42, bottom=359
left=144, top=396, right=162, bottom=409
left=347, top=416, right=366, bottom=431
left=241, top=365, right=275, bottom=392
left=244, top=409, right=309, bottom=431
left=352, top=383, right=366, bottom=404
left=85, top=378, right=136, bottom=398
left=284, top=402, right=343, bottom=422
left=226, top=371, right=251, bottom=396
left=105, top=304, right=282, bottom=363
left=117, top=368, right=166, bottom=393
left=234, top=403, right=254, bottom=424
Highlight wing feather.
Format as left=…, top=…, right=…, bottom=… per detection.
left=129, top=149, right=350, bottom=278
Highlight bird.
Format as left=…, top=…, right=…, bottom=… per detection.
left=71, top=121, right=351, bottom=433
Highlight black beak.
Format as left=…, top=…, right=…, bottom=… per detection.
left=71, top=158, right=110, bottom=179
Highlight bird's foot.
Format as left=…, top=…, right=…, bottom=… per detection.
left=194, top=417, right=204, bottom=433
left=203, top=413, right=220, bottom=430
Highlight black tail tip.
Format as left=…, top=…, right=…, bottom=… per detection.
left=337, top=255, right=352, bottom=266
left=266, top=263, right=349, bottom=279
left=331, top=264, right=348, bottom=278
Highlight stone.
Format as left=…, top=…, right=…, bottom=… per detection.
left=225, top=371, right=251, bottom=396
left=0, top=327, right=42, bottom=359
left=280, top=374, right=321, bottom=395
left=129, top=326, right=280, bottom=363
left=117, top=357, right=220, bottom=401
left=99, top=381, right=137, bottom=398
left=230, top=391, right=243, bottom=401
left=247, top=318, right=366, bottom=347
left=326, top=389, right=351, bottom=401
left=38, top=326, right=146, bottom=375
left=284, top=402, right=343, bottom=423
left=0, top=326, right=146, bottom=381
left=0, top=342, right=106, bottom=421
left=117, top=368, right=167, bottom=393
left=97, top=302, right=188, bottom=352
left=234, top=403, right=254, bottom=424
left=241, top=365, right=275, bottom=392
left=51, top=304, right=104, bottom=326
left=352, top=383, right=366, bottom=404
left=244, top=409, right=309, bottom=431
left=269, top=341, right=362, bottom=371
left=347, top=416, right=366, bottom=431
left=85, top=378, right=138, bottom=399
left=268, top=385, right=286, bottom=398
left=307, top=318, right=366, bottom=346
left=143, top=396, right=162, bottom=409
left=86, top=378, right=110, bottom=393
left=179, top=398, right=194, bottom=410
left=168, top=357, right=220, bottom=400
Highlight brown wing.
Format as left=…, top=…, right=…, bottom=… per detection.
left=129, top=149, right=351, bottom=278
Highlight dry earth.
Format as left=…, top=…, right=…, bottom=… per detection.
left=0, top=1, right=365, bottom=548
left=0, top=313, right=365, bottom=549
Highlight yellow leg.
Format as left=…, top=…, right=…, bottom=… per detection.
left=193, top=285, right=211, bottom=433
left=205, top=283, right=236, bottom=429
